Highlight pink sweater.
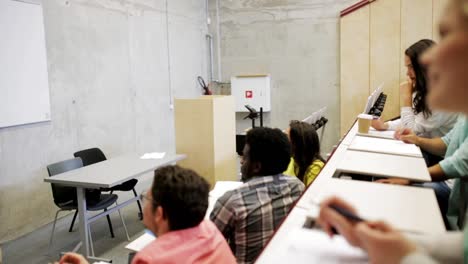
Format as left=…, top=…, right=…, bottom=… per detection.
left=132, top=220, right=236, bottom=264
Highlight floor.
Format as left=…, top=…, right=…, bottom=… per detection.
left=2, top=203, right=144, bottom=264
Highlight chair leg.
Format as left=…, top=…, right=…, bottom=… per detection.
left=48, top=209, right=63, bottom=254
left=88, top=225, right=95, bottom=257
left=104, top=209, right=115, bottom=238
left=116, top=201, right=131, bottom=241
left=132, top=188, right=143, bottom=220
left=69, top=210, right=78, bottom=232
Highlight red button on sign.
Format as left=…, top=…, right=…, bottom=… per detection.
left=245, top=90, right=253, bottom=98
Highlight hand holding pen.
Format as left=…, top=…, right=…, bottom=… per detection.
left=315, top=196, right=418, bottom=264
left=316, top=197, right=365, bottom=247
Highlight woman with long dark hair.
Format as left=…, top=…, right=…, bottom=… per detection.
left=284, top=120, right=325, bottom=186
left=372, top=39, right=458, bottom=139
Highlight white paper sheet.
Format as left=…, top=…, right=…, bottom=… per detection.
left=274, top=228, right=368, bottom=264
left=209, top=181, right=243, bottom=198
left=205, top=181, right=243, bottom=219
left=349, top=136, right=422, bottom=157
left=125, top=232, right=156, bottom=252
left=140, top=152, right=166, bottom=160
left=357, top=127, right=396, bottom=140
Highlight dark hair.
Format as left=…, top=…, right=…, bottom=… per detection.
left=289, top=121, right=324, bottom=182
left=245, top=127, right=291, bottom=176
left=405, top=39, right=436, bottom=118
left=151, top=165, right=210, bottom=231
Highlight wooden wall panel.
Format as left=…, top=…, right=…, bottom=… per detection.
left=340, top=0, right=441, bottom=132
left=370, top=0, right=401, bottom=121
left=400, top=0, right=433, bottom=82
left=433, top=0, right=450, bottom=41
left=340, top=6, right=370, bottom=135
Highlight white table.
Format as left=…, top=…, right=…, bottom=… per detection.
left=336, top=150, right=431, bottom=182
left=44, top=153, right=186, bottom=261
left=300, top=178, right=445, bottom=234
left=256, top=117, right=445, bottom=263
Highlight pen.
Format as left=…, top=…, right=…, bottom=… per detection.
left=328, top=204, right=365, bottom=222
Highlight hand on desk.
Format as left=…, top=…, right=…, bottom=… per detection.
left=56, top=253, right=89, bottom=264
left=394, top=128, right=420, bottom=145
left=375, top=178, right=411, bottom=185
left=318, top=196, right=418, bottom=264
left=371, top=119, right=388, bottom=131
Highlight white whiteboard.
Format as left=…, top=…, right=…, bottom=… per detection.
left=0, top=0, right=51, bottom=128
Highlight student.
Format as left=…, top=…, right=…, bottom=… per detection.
left=318, top=0, right=468, bottom=262
left=58, top=165, right=236, bottom=264
left=210, top=127, right=305, bottom=264
left=372, top=40, right=458, bottom=141
left=284, top=120, right=325, bottom=186
left=373, top=39, right=458, bottom=167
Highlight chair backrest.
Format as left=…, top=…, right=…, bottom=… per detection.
left=47, top=157, right=83, bottom=207
left=74, top=148, right=107, bottom=166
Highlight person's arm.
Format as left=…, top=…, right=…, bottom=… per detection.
left=386, top=119, right=401, bottom=131
left=439, top=139, right=468, bottom=179
left=415, top=137, right=447, bottom=157
left=304, top=162, right=324, bottom=186
left=396, top=129, right=447, bottom=156
left=210, top=192, right=236, bottom=239
left=372, top=119, right=390, bottom=131
left=429, top=164, right=449, bottom=181
left=403, top=232, right=464, bottom=264
left=399, top=107, right=418, bottom=132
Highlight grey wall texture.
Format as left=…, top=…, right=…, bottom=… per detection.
left=0, top=0, right=208, bottom=243
left=209, top=0, right=356, bottom=154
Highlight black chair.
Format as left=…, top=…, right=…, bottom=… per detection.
left=74, top=148, right=143, bottom=219
left=47, top=158, right=128, bottom=253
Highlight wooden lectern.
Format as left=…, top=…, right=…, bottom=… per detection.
left=174, top=96, right=237, bottom=187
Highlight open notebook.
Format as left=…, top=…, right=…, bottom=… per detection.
left=348, top=136, right=422, bottom=157
left=272, top=228, right=367, bottom=264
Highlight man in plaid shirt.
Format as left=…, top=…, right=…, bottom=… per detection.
left=210, top=127, right=305, bottom=264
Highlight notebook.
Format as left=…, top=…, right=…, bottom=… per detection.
left=274, top=228, right=368, bottom=264
left=348, top=136, right=422, bottom=157
left=357, top=127, right=396, bottom=140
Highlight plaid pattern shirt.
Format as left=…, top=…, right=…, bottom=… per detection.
left=210, top=174, right=305, bottom=264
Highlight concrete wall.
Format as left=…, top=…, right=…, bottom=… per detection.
left=209, top=0, right=356, bottom=154
left=0, top=0, right=207, bottom=243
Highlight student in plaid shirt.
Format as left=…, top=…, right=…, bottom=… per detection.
left=210, top=127, right=305, bottom=264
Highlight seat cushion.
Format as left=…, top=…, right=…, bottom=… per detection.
left=111, top=179, right=138, bottom=191
left=87, top=194, right=118, bottom=211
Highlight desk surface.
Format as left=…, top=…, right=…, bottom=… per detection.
left=256, top=119, right=444, bottom=263
left=336, top=150, right=431, bottom=182
left=44, top=153, right=186, bottom=188
left=301, top=178, right=445, bottom=234
left=349, top=136, right=423, bottom=158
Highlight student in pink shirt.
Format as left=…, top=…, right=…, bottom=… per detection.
left=58, top=165, right=236, bottom=264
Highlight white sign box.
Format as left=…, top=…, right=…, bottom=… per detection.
left=231, top=75, right=271, bottom=112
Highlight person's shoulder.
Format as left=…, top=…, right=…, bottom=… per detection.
left=215, top=185, right=245, bottom=207
left=132, top=242, right=160, bottom=264
left=311, top=159, right=325, bottom=168
left=280, top=173, right=304, bottom=186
